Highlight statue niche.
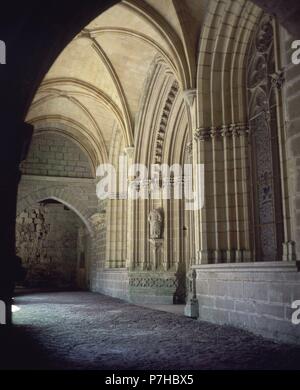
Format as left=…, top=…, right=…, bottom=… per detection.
left=148, top=209, right=163, bottom=239
left=148, top=209, right=164, bottom=270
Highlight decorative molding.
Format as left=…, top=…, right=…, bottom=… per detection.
left=185, top=141, right=193, bottom=155
left=154, top=81, right=179, bottom=164
left=192, top=261, right=299, bottom=273
left=270, top=70, right=285, bottom=90
left=89, top=212, right=106, bottom=231
left=247, top=12, right=284, bottom=262
left=194, top=123, right=249, bottom=141
left=194, top=127, right=210, bottom=142
left=255, top=15, right=273, bottom=53
left=210, top=127, right=221, bottom=139
left=129, top=274, right=176, bottom=289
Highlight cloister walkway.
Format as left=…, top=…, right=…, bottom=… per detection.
left=1, top=292, right=300, bottom=370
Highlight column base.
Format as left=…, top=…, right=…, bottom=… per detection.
left=214, top=250, right=223, bottom=263
left=184, top=298, right=199, bottom=319
left=197, top=250, right=212, bottom=264
left=0, top=299, right=12, bottom=326
left=283, top=242, right=297, bottom=261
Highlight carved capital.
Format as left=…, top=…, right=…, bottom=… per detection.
left=220, top=125, right=231, bottom=138
left=124, top=146, right=134, bottom=160
left=194, top=127, right=210, bottom=142
left=270, top=70, right=285, bottom=90
left=210, top=126, right=221, bottom=139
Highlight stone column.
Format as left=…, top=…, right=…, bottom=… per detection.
left=183, top=89, right=212, bottom=264
left=125, top=147, right=135, bottom=270
left=0, top=120, right=33, bottom=326
left=184, top=269, right=199, bottom=319
left=221, top=125, right=235, bottom=262
left=235, top=124, right=252, bottom=262
left=211, top=127, right=223, bottom=263
left=194, top=128, right=212, bottom=264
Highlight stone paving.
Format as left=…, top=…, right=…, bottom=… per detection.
left=1, top=291, right=300, bottom=370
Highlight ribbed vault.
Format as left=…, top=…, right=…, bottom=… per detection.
left=25, top=0, right=208, bottom=167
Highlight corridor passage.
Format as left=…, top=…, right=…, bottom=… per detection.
left=1, top=292, right=300, bottom=370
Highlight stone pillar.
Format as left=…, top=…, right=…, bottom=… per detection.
left=193, top=128, right=212, bottom=264
left=235, top=124, right=252, bottom=262
left=221, top=125, right=235, bottom=262
left=183, top=89, right=213, bottom=265
left=0, top=120, right=33, bottom=326
left=125, top=147, right=135, bottom=270
left=211, top=127, right=223, bottom=263
left=184, top=269, right=199, bottom=319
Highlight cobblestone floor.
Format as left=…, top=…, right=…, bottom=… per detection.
left=1, top=291, right=300, bottom=370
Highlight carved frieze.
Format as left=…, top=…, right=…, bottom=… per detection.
left=194, top=123, right=248, bottom=141
left=154, top=81, right=179, bottom=164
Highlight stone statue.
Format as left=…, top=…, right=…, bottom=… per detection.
left=148, top=209, right=163, bottom=239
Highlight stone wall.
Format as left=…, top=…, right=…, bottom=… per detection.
left=20, top=133, right=94, bottom=178
left=77, top=226, right=91, bottom=290
left=17, top=131, right=101, bottom=290
left=17, top=176, right=99, bottom=231
left=16, top=202, right=82, bottom=288
left=89, top=212, right=107, bottom=290
left=90, top=269, right=179, bottom=305
left=91, top=269, right=129, bottom=300
left=192, top=262, right=300, bottom=344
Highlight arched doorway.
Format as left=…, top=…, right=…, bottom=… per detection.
left=16, top=198, right=91, bottom=290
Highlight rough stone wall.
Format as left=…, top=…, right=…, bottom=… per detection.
left=17, top=176, right=99, bottom=225
left=20, top=133, right=94, bottom=178
left=17, top=131, right=100, bottom=289
left=193, top=262, right=300, bottom=344
left=76, top=226, right=91, bottom=290
left=16, top=202, right=82, bottom=288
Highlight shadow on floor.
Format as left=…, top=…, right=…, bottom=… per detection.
left=1, top=291, right=300, bottom=370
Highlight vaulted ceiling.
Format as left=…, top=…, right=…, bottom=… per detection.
left=26, top=0, right=209, bottom=167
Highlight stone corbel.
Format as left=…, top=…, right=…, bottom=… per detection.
left=182, top=89, right=197, bottom=108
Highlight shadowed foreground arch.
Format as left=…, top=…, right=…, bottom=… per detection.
left=1, top=0, right=300, bottom=344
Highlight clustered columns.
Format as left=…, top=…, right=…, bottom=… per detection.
left=193, top=124, right=251, bottom=264
left=125, top=146, right=135, bottom=270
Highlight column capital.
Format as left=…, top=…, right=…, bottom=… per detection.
left=220, top=125, right=231, bottom=137
left=124, top=146, right=135, bottom=159
left=194, top=127, right=210, bottom=142
left=210, top=126, right=222, bottom=139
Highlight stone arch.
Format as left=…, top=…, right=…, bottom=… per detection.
left=17, top=186, right=97, bottom=235
left=196, top=0, right=262, bottom=128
